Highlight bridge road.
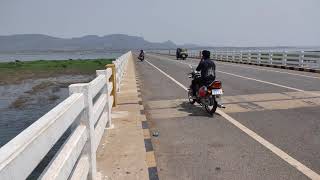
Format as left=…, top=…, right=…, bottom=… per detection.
left=135, top=53, right=320, bottom=180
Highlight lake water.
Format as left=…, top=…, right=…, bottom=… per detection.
left=0, top=75, right=95, bottom=179
left=0, top=50, right=123, bottom=62
left=0, top=75, right=96, bottom=146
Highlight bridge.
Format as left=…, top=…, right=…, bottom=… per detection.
left=0, top=50, right=320, bottom=180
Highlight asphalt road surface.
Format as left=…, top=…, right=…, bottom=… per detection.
left=135, top=53, right=320, bottom=180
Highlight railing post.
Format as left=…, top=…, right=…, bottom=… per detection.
left=248, top=51, right=252, bottom=63
left=269, top=52, right=273, bottom=65
left=257, top=51, right=261, bottom=64
left=240, top=51, right=243, bottom=62
left=283, top=51, right=287, bottom=66
left=112, top=61, right=119, bottom=92
left=96, top=70, right=112, bottom=128
left=106, top=64, right=117, bottom=107
left=69, top=84, right=97, bottom=180
left=232, top=52, right=235, bottom=62
left=299, top=51, right=304, bottom=67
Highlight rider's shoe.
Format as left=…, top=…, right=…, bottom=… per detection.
left=217, top=103, right=226, bottom=108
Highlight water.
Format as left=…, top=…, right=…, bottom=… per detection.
left=0, top=75, right=96, bottom=178
left=0, top=75, right=95, bottom=147
left=0, top=50, right=123, bottom=62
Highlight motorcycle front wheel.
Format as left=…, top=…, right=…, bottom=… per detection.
left=204, top=97, right=218, bottom=115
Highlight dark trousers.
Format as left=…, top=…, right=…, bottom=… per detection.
left=191, top=78, right=203, bottom=96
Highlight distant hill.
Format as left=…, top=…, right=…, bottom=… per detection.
left=0, top=34, right=189, bottom=52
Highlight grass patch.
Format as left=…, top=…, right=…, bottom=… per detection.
left=0, top=59, right=113, bottom=84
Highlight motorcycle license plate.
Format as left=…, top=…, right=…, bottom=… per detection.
left=212, top=89, right=223, bottom=95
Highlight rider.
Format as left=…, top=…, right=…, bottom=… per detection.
left=138, top=50, right=144, bottom=60
left=191, top=50, right=216, bottom=97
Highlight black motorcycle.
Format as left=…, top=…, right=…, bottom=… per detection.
left=187, top=65, right=225, bottom=115
left=138, top=54, right=144, bottom=61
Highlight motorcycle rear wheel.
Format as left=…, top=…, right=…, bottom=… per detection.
left=204, top=98, right=218, bottom=115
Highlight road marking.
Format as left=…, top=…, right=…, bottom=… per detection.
left=144, top=58, right=320, bottom=179
left=216, top=71, right=320, bottom=97
left=148, top=54, right=320, bottom=97
left=216, top=62, right=320, bottom=80
left=145, top=60, right=188, bottom=91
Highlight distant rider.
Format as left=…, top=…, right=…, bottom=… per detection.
left=138, top=50, right=145, bottom=61
left=191, top=50, right=216, bottom=97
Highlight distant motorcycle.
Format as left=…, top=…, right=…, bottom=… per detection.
left=187, top=65, right=225, bottom=115
left=138, top=54, right=144, bottom=61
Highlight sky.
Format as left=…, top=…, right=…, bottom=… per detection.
left=0, top=0, right=320, bottom=47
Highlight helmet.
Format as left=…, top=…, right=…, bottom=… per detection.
left=202, top=50, right=210, bottom=59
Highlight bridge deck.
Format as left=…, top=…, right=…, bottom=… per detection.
left=135, top=54, right=320, bottom=180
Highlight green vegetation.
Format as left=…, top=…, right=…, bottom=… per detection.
left=0, top=59, right=113, bottom=85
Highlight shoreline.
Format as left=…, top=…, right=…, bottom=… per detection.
left=0, top=58, right=113, bottom=85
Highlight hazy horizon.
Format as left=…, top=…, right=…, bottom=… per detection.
left=1, top=0, right=320, bottom=47
left=1, top=33, right=320, bottom=49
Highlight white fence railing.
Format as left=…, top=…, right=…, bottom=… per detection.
left=212, top=51, right=320, bottom=70
left=156, top=50, right=320, bottom=70
left=0, top=51, right=132, bottom=180
left=113, top=52, right=130, bottom=92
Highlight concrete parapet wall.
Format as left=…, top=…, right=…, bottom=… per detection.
left=0, top=51, right=132, bottom=180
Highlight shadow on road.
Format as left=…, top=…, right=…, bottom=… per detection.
left=178, top=101, right=216, bottom=118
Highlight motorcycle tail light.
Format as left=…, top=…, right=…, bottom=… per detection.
left=199, top=86, right=207, bottom=97
left=210, top=81, right=222, bottom=89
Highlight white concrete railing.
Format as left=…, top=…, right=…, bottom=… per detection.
left=0, top=51, right=132, bottom=180
left=211, top=51, right=320, bottom=70
left=113, top=52, right=130, bottom=92
left=158, top=50, right=320, bottom=70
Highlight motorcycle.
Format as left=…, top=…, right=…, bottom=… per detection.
left=187, top=65, right=225, bottom=115
left=138, top=54, right=144, bottom=61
